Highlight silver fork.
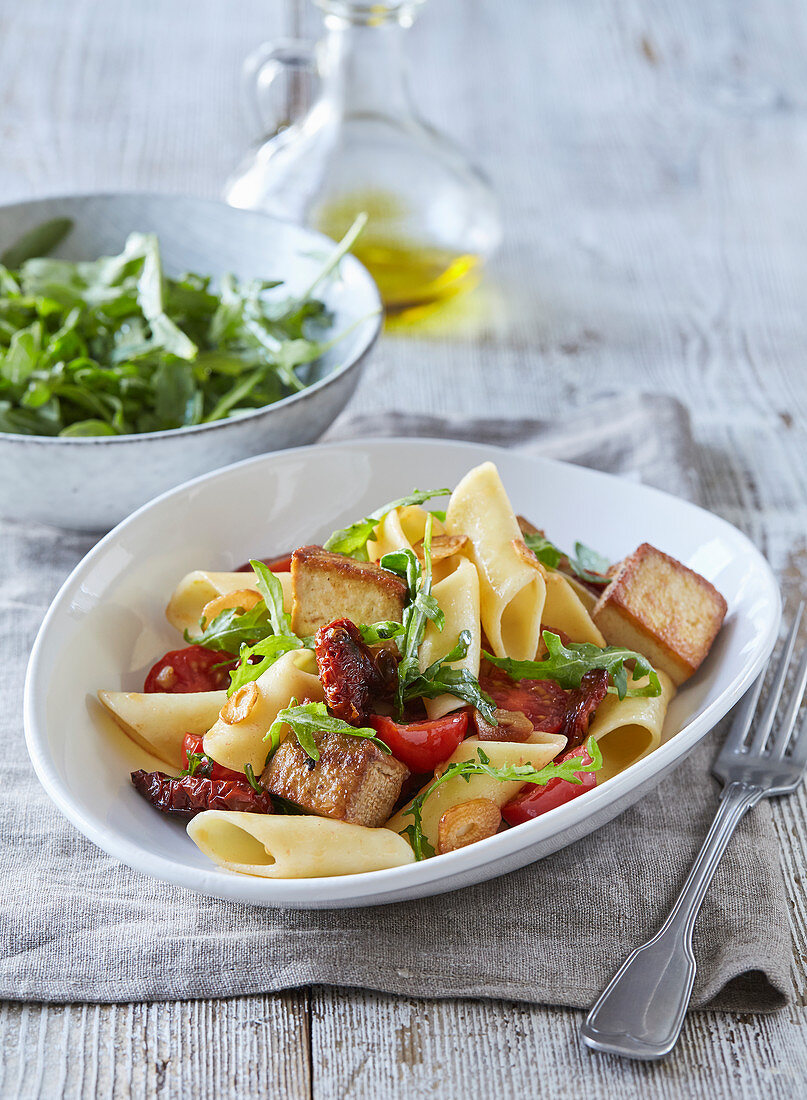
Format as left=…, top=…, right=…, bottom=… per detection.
left=580, top=602, right=807, bottom=1061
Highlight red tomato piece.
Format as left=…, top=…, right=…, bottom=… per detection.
left=501, top=745, right=596, bottom=826
left=369, top=711, right=469, bottom=773
left=143, top=645, right=234, bottom=693
left=181, top=733, right=242, bottom=782
left=480, top=670, right=568, bottom=734
left=234, top=551, right=295, bottom=574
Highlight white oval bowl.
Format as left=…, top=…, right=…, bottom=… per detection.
left=0, top=193, right=382, bottom=531
left=24, top=439, right=780, bottom=908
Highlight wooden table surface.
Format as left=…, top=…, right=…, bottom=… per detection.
left=2, top=0, right=807, bottom=1095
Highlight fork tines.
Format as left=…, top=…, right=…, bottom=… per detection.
left=718, top=601, right=807, bottom=771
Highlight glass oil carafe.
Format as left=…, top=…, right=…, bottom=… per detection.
left=224, top=0, right=502, bottom=316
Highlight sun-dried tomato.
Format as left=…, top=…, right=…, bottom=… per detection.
left=559, top=669, right=609, bottom=748
left=144, top=645, right=235, bottom=693
left=131, top=770, right=274, bottom=820
left=314, top=617, right=397, bottom=725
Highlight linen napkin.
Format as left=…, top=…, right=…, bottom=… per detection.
left=0, top=394, right=792, bottom=1010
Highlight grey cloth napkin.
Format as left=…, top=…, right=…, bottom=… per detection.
left=0, top=394, right=792, bottom=1011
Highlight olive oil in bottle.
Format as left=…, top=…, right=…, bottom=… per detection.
left=313, top=190, right=482, bottom=316
left=344, top=242, right=480, bottom=314
left=224, top=1, right=501, bottom=322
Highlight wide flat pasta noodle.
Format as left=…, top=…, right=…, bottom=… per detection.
left=564, top=574, right=598, bottom=613
left=541, top=569, right=605, bottom=646
left=187, top=812, right=415, bottom=877
left=367, top=505, right=460, bottom=583
left=385, top=735, right=565, bottom=850
left=203, top=649, right=323, bottom=773
left=587, top=669, right=674, bottom=782
left=165, top=570, right=292, bottom=637
left=367, top=505, right=443, bottom=562
left=97, top=689, right=226, bottom=769
left=445, top=462, right=545, bottom=660
left=419, top=557, right=481, bottom=720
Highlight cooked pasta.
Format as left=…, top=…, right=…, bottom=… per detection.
left=203, top=650, right=324, bottom=773
left=166, top=570, right=293, bottom=636
left=385, top=735, right=567, bottom=850
left=187, top=812, right=416, bottom=877
left=587, top=670, right=674, bottom=782
left=540, top=569, right=605, bottom=646
left=101, top=459, right=728, bottom=881
left=419, top=557, right=481, bottom=719
left=98, top=689, right=227, bottom=768
left=445, top=462, right=545, bottom=660
left=367, top=504, right=441, bottom=562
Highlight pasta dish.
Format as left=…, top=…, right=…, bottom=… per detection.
left=98, top=462, right=727, bottom=878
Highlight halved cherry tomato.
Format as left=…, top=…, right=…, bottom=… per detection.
left=143, top=645, right=234, bottom=693
left=501, top=745, right=596, bottom=826
left=369, top=711, right=468, bottom=773
left=181, top=733, right=243, bottom=782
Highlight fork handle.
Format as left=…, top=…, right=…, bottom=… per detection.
left=581, top=781, right=764, bottom=1060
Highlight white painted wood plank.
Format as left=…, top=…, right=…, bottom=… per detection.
left=309, top=988, right=807, bottom=1100
left=0, top=994, right=311, bottom=1099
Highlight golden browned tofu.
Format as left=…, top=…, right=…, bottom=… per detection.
left=262, top=730, right=409, bottom=827
left=290, top=545, right=407, bottom=635
left=592, top=543, right=727, bottom=685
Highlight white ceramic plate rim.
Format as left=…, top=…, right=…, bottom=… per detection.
left=0, top=191, right=383, bottom=445
left=24, top=438, right=781, bottom=907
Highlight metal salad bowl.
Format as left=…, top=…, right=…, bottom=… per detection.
left=0, top=193, right=382, bottom=531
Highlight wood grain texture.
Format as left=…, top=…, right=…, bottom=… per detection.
left=1, top=0, right=806, bottom=1095
left=0, top=994, right=312, bottom=1099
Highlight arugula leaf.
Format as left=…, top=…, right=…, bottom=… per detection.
left=264, top=699, right=391, bottom=761
left=323, top=487, right=451, bottom=560
left=483, top=630, right=661, bottom=700
left=184, top=560, right=309, bottom=689
left=0, top=218, right=365, bottom=438
left=271, top=795, right=308, bottom=815
left=522, top=533, right=565, bottom=571
left=184, top=561, right=294, bottom=655
left=243, top=763, right=262, bottom=792
left=249, top=559, right=295, bottom=637
left=381, top=515, right=445, bottom=715
left=0, top=217, right=73, bottom=268
left=135, top=234, right=198, bottom=361
left=299, top=212, right=369, bottom=300
left=228, top=634, right=307, bottom=695
left=222, top=561, right=309, bottom=690
left=381, top=528, right=495, bottom=720
left=356, top=620, right=405, bottom=645
left=401, top=740, right=603, bottom=859
left=186, top=602, right=273, bottom=653
left=572, top=541, right=611, bottom=581
left=179, top=751, right=206, bottom=779
left=523, top=532, right=611, bottom=585
left=402, top=629, right=497, bottom=723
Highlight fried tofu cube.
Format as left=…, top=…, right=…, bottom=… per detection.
left=290, top=545, right=407, bottom=636
left=262, top=730, right=409, bottom=827
left=592, top=543, right=727, bottom=685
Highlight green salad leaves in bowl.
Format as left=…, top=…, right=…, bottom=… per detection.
left=0, top=194, right=381, bottom=530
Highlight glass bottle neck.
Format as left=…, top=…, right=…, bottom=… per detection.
left=319, top=18, right=414, bottom=118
